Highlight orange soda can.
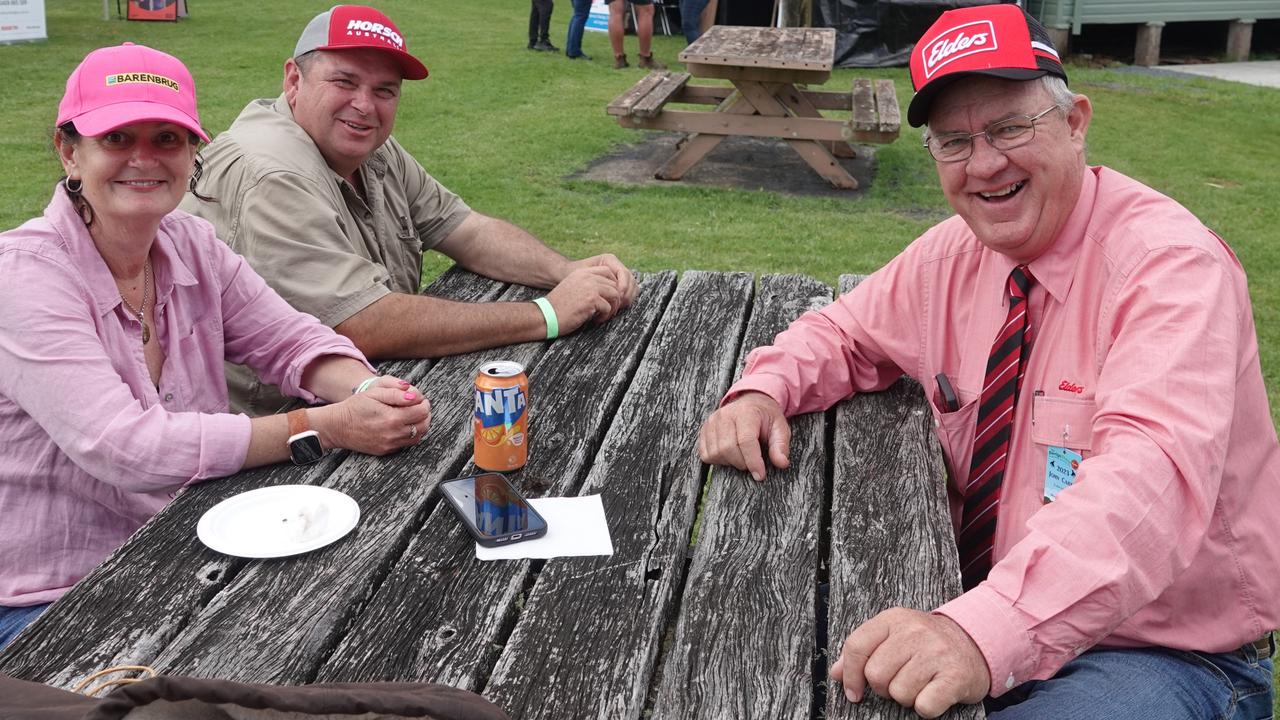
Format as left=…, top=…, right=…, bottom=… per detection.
left=473, top=361, right=529, bottom=471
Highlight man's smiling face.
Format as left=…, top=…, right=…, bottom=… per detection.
left=928, top=76, right=1091, bottom=263
left=285, top=48, right=403, bottom=180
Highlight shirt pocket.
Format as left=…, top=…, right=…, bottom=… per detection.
left=169, top=318, right=227, bottom=414
left=932, top=389, right=980, bottom=491
left=1031, top=396, right=1096, bottom=453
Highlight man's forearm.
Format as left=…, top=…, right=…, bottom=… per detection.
left=334, top=292, right=549, bottom=360
left=437, top=214, right=571, bottom=289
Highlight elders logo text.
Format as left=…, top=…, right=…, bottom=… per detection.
left=922, top=20, right=997, bottom=79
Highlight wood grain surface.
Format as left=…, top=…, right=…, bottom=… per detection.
left=481, top=271, right=753, bottom=720
left=1, top=269, right=969, bottom=720
left=650, top=274, right=832, bottom=720
left=824, top=275, right=983, bottom=720
left=313, top=272, right=677, bottom=688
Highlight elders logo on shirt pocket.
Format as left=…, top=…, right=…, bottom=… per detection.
left=1032, top=395, right=1096, bottom=503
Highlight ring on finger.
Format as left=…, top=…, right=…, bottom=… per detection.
left=408, top=424, right=417, bottom=440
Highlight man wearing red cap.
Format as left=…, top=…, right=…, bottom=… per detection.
left=183, top=5, right=637, bottom=415
left=699, top=4, right=1277, bottom=718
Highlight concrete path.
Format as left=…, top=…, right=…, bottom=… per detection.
left=1152, top=60, right=1280, bottom=89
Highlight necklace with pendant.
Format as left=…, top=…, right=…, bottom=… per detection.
left=120, top=261, right=151, bottom=344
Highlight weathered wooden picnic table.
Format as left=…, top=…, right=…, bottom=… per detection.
left=0, top=269, right=982, bottom=720
left=608, top=26, right=901, bottom=190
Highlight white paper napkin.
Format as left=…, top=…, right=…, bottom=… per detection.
left=475, top=494, right=613, bottom=560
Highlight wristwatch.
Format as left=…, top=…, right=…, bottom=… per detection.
left=286, top=409, right=324, bottom=465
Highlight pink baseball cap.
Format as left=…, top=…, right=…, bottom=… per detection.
left=907, top=4, right=1067, bottom=127
left=57, top=42, right=209, bottom=142
left=294, top=5, right=428, bottom=80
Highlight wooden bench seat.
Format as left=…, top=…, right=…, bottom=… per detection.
left=606, top=71, right=692, bottom=119
left=849, top=77, right=901, bottom=141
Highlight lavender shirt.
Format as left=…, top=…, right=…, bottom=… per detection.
left=0, top=185, right=370, bottom=606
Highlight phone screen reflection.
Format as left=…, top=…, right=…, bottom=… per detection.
left=473, top=473, right=530, bottom=537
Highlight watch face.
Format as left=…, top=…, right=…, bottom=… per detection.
left=289, top=430, right=324, bottom=465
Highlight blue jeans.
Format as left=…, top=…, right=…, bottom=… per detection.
left=0, top=603, right=50, bottom=651
left=679, top=0, right=709, bottom=43
left=988, top=639, right=1275, bottom=720
left=565, top=0, right=592, bottom=57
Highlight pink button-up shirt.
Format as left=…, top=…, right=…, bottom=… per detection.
left=728, top=166, right=1280, bottom=694
left=0, top=185, right=369, bottom=606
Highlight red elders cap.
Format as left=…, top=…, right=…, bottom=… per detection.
left=908, top=4, right=1066, bottom=127
left=294, top=5, right=428, bottom=80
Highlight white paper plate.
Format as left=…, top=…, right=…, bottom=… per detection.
left=197, top=485, right=360, bottom=558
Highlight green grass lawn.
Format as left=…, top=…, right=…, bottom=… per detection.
left=1, top=0, right=1276, bottom=698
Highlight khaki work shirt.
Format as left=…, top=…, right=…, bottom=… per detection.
left=181, top=96, right=471, bottom=414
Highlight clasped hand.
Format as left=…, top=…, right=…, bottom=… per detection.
left=545, top=254, right=637, bottom=335
left=321, top=376, right=431, bottom=455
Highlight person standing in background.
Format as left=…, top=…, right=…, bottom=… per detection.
left=679, top=0, right=709, bottom=43
left=529, top=0, right=557, bottom=51
left=565, top=0, right=592, bottom=59
left=605, top=0, right=664, bottom=69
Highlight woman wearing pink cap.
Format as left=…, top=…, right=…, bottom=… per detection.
left=0, top=43, right=431, bottom=647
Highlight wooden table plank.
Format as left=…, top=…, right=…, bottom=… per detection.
left=132, top=282, right=550, bottom=685
left=0, top=269, right=507, bottom=689
left=680, top=26, right=835, bottom=72
left=632, top=73, right=692, bottom=119
left=311, top=272, right=678, bottom=688
left=480, top=271, right=754, bottom=720
left=825, top=275, right=983, bottom=720
left=650, top=274, right=833, bottom=720
left=681, top=62, right=832, bottom=85
left=606, top=72, right=668, bottom=117
left=874, top=79, right=903, bottom=134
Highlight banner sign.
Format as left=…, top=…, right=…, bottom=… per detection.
left=586, top=0, right=608, bottom=32
left=0, top=0, right=46, bottom=44
left=128, top=0, right=177, bottom=21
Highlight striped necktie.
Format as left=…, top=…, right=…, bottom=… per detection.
left=958, top=265, right=1033, bottom=590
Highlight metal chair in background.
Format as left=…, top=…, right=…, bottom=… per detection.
left=630, top=0, right=680, bottom=35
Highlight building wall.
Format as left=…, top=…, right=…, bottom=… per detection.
left=1028, top=0, right=1280, bottom=34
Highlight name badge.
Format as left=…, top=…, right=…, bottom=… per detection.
left=1044, top=446, right=1083, bottom=503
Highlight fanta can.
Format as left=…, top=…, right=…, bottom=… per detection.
left=473, top=361, right=529, bottom=471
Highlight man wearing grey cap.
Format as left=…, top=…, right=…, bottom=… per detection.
left=699, top=4, right=1277, bottom=718
left=183, top=5, right=636, bottom=416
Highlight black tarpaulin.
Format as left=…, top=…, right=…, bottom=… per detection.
left=814, top=0, right=1014, bottom=67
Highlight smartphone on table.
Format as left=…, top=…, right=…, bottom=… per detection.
left=437, top=472, right=548, bottom=547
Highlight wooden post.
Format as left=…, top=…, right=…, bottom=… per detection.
left=1134, top=22, right=1164, bottom=67
left=1046, top=26, right=1070, bottom=57
left=1227, top=19, right=1255, bottom=62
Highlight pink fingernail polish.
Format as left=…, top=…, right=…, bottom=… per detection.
left=404, top=392, right=416, bottom=400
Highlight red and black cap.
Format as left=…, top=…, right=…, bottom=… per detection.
left=294, top=5, right=428, bottom=80
left=907, top=4, right=1066, bottom=127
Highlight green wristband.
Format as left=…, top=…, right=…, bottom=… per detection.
left=353, top=376, right=379, bottom=394
left=533, top=297, right=559, bottom=340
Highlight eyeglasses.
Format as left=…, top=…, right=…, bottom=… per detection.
left=923, top=106, right=1061, bottom=163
